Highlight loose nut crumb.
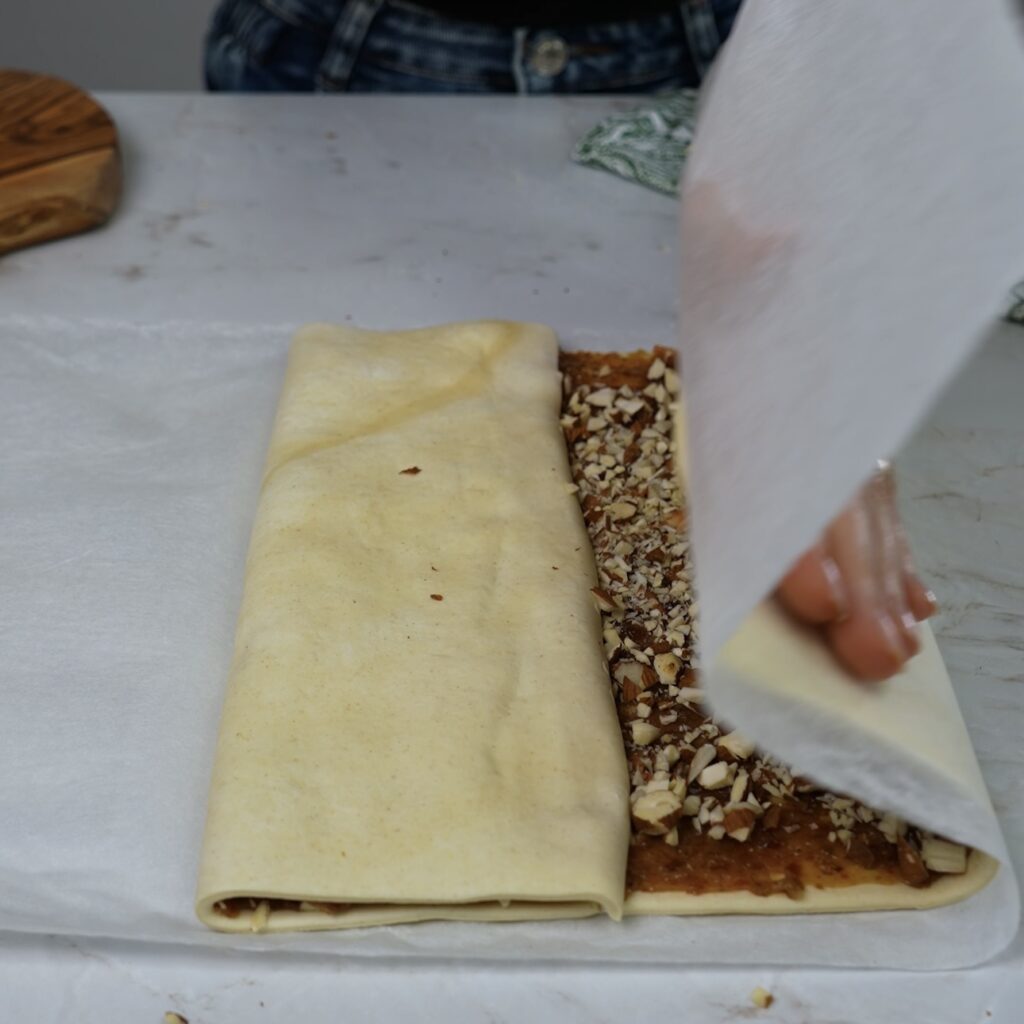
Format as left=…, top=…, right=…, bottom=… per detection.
left=399, top=466, right=421, bottom=475
left=921, top=836, right=968, bottom=874
left=724, top=806, right=758, bottom=840
left=877, top=813, right=904, bottom=844
left=750, top=987, right=774, bottom=1009
left=718, top=730, right=755, bottom=759
left=617, top=396, right=646, bottom=417
left=608, top=501, right=638, bottom=521
left=698, top=761, right=735, bottom=790
left=729, top=769, right=749, bottom=804
left=249, top=899, right=270, bottom=933
left=430, top=594, right=444, bottom=601
left=631, top=721, right=661, bottom=745
left=687, top=744, right=717, bottom=783
left=614, top=660, right=647, bottom=688
left=632, top=790, right=685, bottom=835
left=675, top=687, right=703, bottom=704
left=164, top=1014, right=189, bottom=1024
left=590, top=587, right=623, bottom=614
left=663, top=507, right=686, bottom=531
left=585, top=387, right=616, bottom=407
left=653, top=652, right=682, bottom=685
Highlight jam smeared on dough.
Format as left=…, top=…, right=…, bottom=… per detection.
left=559, top=347, right=968, bottom=900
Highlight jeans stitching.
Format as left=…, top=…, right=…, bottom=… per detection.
left=259, top=0, right=331, bottom=34
left=512, top=27, right=528, bottom=94
left=568, top=70, right=685, bottom=91
left=361, top=52, right=506, bottom=86
left=316, top=0, right=385, bottom=88
left=678, top=0, right=721, bottom=77
left=372, top=21, right=506, bottom=48
left=235, top=6, right=280, bottom=64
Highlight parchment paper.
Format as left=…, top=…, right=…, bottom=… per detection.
left=675, top=0, right=1024, bottom=961
left=682, top=0, right=1024, bottom=665
left=0, top=315, right=1015, bottom=969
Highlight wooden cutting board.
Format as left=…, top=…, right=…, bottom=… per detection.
left=0, top=69, right=122, bottom=255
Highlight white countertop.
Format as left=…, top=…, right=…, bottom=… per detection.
left=2, top=93, right=1023, bottom=1023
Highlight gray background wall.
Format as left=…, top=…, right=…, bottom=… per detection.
left=0, top=0, right=216, bottom=90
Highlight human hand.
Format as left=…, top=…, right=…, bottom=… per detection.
left=774, top=463, right=937, bottom=682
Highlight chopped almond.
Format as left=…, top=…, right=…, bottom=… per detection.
left=921, top=837, right=968, bottom=874
left=590, top=587, right=623, bottom=614
left=698, top=762, right=735, bottom=790
left=718, top=730, right=755, bottom=760
left=632, top=790, right=685, bottom=835
left=631, top=722, right=661, bottom=745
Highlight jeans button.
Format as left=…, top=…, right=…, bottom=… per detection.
left=529, top=36, right=569, bottom=77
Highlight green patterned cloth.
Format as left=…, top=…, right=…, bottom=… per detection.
left=572, top=90, right=699, bottom=197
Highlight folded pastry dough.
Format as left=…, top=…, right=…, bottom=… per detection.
left=196, top=321, right=630, bottom=931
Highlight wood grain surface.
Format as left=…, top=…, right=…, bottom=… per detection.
left=0, top=69, right=122, bottom=254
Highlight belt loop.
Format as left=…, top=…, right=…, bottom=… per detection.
left=679, top=0, right=723, bottom=80
left=512, top=26, right=530, bottom=95
left=316, top=0, right=385, bottom=90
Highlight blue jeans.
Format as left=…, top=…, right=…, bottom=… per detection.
left=205, top=0, right=742, bottom=94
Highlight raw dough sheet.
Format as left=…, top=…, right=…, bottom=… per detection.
left=0, top=316, right=1015, bottom=968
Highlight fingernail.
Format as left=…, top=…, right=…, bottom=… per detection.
left=822, top=556, right=849, bottom=621
left=924, top=589, right=939, bottom=614
left=900, top=611, right=921, bottom=655
left=877, top=613, right=907, bottom=667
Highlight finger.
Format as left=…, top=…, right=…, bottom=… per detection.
left=776, top=543, right=848, bottom=624
left=882, top=474, right=939, bottom=623
left=826, top=613, right=909, bottom=683
left=870, top=469, right=920, bottom=658
left=905, top=573, right=939, bottom=621
left=824, top=492, right=909, bottom=682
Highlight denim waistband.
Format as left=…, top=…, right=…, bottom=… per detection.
left=207, top=0, right=742, bottom=93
